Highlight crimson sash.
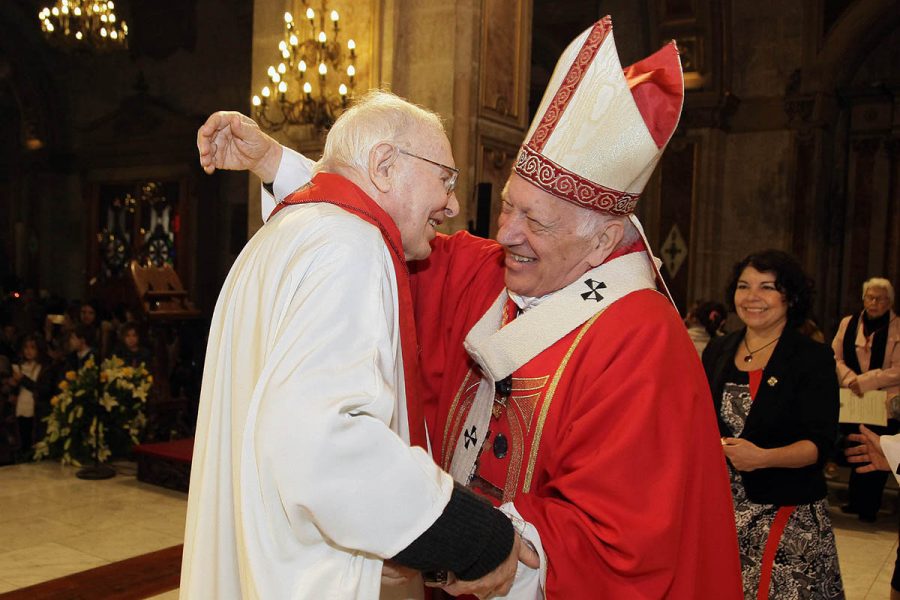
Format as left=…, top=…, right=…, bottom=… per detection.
left=269, top=173, right=427, bottom=448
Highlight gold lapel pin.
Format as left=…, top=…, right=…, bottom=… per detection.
left=767, top=376, right=778, bottom=387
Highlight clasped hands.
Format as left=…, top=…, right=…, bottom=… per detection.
left=721, top=437, right=768, bottom=471
left=382, top=533, right=540, bottom=599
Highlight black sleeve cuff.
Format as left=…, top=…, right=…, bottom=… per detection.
left=390, top=482, right=514, bottom=581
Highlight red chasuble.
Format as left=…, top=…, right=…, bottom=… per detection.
left=410, top=232, right=743, bottom=599
left=272, top=173, right=427, bottom=448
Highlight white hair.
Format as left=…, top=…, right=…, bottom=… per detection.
left=574, top=207, right=641, bottom=248
left=314, top=90, right=446, bottom=176
left=863, top=277, right=895, bottom=305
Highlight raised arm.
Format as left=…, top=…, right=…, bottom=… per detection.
left=197, top=111, right=284, bottom=180
left=197, top=111, right=315, bottom=222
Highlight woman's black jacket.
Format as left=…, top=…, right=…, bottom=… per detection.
left=701, top=326, right=839, bottom=505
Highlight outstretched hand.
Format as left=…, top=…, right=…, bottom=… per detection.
left=196, top=111, right=282, bottom=182
left=846, top=424, right=891, bottom=473
left=436, top=533, right=540, bottom=599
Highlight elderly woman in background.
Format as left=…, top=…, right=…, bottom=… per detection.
left=834, top=278, right=899, bottom=523
left=702, top=249, right=843, bottom=600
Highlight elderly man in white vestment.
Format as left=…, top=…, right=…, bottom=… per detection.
left=183, top=91, right=537, bottom=600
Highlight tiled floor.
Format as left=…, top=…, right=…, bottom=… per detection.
left=0, top=461, right=897, bottom=599
left=0, top=461, right=186, bottom=595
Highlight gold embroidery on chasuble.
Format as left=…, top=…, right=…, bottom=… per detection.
left=522, top=311, right=602, bottom=493
left=443, top=370, right=550, bottom=502
left=501, top=376, right=547, bottom=502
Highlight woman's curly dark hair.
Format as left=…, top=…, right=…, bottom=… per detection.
left=725, top=249, right=814, bottom=328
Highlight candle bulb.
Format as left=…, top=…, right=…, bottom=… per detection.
left=347, top=64, right=355, bottom=84
left=277, top=62, right=287, bottom=74
left=306, top=7, right=314, bottom=28
left=318, top=62, right=327, bottom=82
left=284, top=11, right=293, bottom=24
left=278, top=81, right=288, bottom=99
left=331, top=10, right=339, bottom=31
left=339, top=83, right=348, bottom=107
left=289, top=34, right=298, bottom=46
left=347, top=39, right=356, bottom=58
left=252, top=95, right=261, bottom=107
left=303, top=81, right=312, bottom=99
left=318, top=31, right=326, bottom=47
left=298, top=60, right=307, bottom=77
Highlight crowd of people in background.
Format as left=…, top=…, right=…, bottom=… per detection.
left=0, top=291, right=152, bottom=463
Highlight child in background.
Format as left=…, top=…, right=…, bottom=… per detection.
left=7, top=335, right=50, bottom=461
left=115, top=322, right=153, bottom=368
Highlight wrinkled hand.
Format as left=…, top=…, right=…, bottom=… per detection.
left=846, top=424, right=890, bottom=473
left=437, top=533, right=540, bottom=599
left=381, top=560, right=417, bottom=587
left=847, top=376, right=863, bottom=397
left=196, top=111, right=282, bottom=181
left=722, top=437, right=768, bottom=471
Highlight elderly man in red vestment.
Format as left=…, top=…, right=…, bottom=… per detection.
left=199, top=17, right=742, bottom=599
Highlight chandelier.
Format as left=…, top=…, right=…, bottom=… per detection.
left=38, top=0, right=128, bottom=51
left=252, top=2, right=357, bottom=133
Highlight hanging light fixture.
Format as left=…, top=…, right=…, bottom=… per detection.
left=252, top=2, right=356, bottom=133
left=38, top=0, right=128, bottom=51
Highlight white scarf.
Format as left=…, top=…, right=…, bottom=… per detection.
left=449, top=251, right=660, bottom=484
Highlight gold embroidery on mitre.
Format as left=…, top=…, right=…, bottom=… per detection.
left=522, top=311, right=603, bottom=493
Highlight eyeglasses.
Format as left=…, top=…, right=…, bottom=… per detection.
left=398, top=148, right=459, bottom=196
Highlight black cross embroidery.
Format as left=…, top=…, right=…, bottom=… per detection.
left=581, top=279, right=607, bottom=302
left=464, top=426, right=478, bottom=449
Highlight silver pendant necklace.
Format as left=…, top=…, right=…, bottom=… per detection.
left=742, top=336, right=780, bottom=363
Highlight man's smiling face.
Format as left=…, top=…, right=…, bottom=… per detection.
left=496, top=174, right=602, bottom=298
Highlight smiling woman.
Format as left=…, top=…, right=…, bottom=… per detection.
left=702, top=249, right=843, bottom=599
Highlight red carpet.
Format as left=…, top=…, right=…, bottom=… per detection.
left=133, top=439, right=193, bottom=492
left=133, top=439, right=193, bottom=463
left=0, top=545, right=182, bottom=600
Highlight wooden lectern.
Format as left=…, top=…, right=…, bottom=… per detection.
left=129, top=260, right=201, bottom=321
left=128, top=260, right=202, bottom=442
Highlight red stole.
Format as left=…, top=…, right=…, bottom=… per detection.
left=270, top=173, right=427, bottom=449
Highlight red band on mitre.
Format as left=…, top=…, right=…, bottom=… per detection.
left=528, top=17, right=612, bottom=152
left=515, top=144, right=640, bottom=216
